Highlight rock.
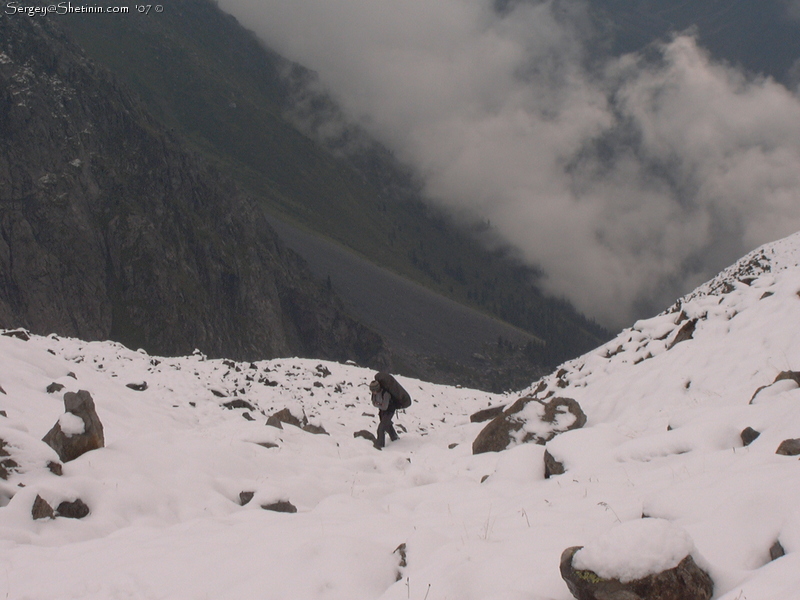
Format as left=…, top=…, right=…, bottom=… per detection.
left=470, top=405, right=507, bottom=423
left=126, top=381, right=148, bottom=391
left=42, top=390, right=105, bottom=462
left=47, top=461, right=63, bottom=476
left=544, top=449, right=565, bottom=478
left=354, top=430, right=377, bottom=443
left=774, top=371, right=800, bottom=386
left=472, top=396, right=586, bottom=454
left=261, top=500, right=297, bottom=513
left=769, top=540, right=785, bottom=561
left=750, top=370, right=800, bottom=404
left=394, top=543, right=408, bottom=581
left=776, top=438, right=800, bottom=456
left=242, top=412, right=255, bottom=421
left=223, top=399, right=256, bottom=411
left=46, top=382, right=65, bottom=394
left=667, top=319, right=697, bottom=349
left=266, top=408, right=303, bottom=430
left=302, top=423, right=329, bottom=435
left=56, top=499, right=90, bottom=519
left=740, top=427, right=761, bottom=446
left=256, top=442, right=279, bottom=449
left=560, top=546, right=713, bottom=600
left=239, top=491, right=255, bottom=506
left=2, top=329, right=30, bottom=341
left=32, top=495, right=55, bottom=520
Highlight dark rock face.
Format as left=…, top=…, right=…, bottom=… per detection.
left=560, top=547, right=713, bottom=600
left=42, top=390, right=104, bottom=462
left=473, top=396, right=586, bottom=454
left=0, top=17, right=387, bottom=367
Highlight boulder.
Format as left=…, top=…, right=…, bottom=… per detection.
left=769, top=540, right=785, bottom=561
left=667, top=319, right=697, bottom=349
left=266, top=408, right=304, bottom=430
left=261, top=500, right=297, bottom=513
left=56, top=499, right=90, bottom=519
left=302, top=423, right=329, bottom=435
left=776, top=438, right=800, bottom=456
left=740, top=427, right=760, bottom=446
left=239, top=491, right=255, bottom=506
left=544, top=449, right=566, bottom=478
left=473, top=396, right=586, bottom=454
left=750, top=370, right=800, bottom=404
left=42, top=390, right=105, bottom=462
left=560, top=546, right=713, bottom=600
left=46, top=382, right=65, bottom=394
left=354, top=430, right=377, bottom=444
left=223, top=399, right=256, bottom=411
left=470, top=405, right=507, bottom=423
left=32, top=495, right=55, bottom=520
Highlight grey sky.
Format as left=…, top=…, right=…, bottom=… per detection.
left=218, top=0, right=800, bottom=330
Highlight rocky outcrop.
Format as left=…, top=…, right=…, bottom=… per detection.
left=42, top=390, right=104, bottom=462
left=560, top=547, right=713, bottom=600
left=0, top=17, right=387, bottom=368
left=473, top=395, right=586, bottom=454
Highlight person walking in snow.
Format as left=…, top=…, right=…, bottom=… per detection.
left=369, top=372, right=411, bottom=449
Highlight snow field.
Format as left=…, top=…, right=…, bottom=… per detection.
left=2, top=232, right=800, bottom=599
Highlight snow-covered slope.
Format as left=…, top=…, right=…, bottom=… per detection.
left=1, top=232, right=800, bottom=599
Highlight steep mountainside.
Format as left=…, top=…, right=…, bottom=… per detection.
left=57, top=0, right=609, bottom=369
left=0, top=16, right=386, bottom=366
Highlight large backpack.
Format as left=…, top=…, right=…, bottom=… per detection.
left=375, top=372, right=412, bottom=410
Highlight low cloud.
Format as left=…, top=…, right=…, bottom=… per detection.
left=219, top=0, right=800, bottom=330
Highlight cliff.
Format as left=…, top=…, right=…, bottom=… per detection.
left=0, top=16, right=386, bottom=366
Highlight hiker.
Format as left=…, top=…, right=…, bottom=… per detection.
left=369, top=372, right=411, bottom=449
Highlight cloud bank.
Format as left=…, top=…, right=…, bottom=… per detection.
left=219, top=0, right=800, bottom=330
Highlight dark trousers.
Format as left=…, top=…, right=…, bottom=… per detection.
left=376, top=408, right=398, bottom=447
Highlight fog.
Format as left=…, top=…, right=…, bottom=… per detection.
left=218, top=0, right=800, bottom=329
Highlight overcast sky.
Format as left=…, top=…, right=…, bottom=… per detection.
left=218, top=0, right=800, bottom=330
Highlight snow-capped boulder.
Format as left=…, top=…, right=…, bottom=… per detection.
left=42, top=390, right=105, bottom=462
left=472, top=395, right=586, bottom=454
left=560, top=519, right=713, bottom=600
